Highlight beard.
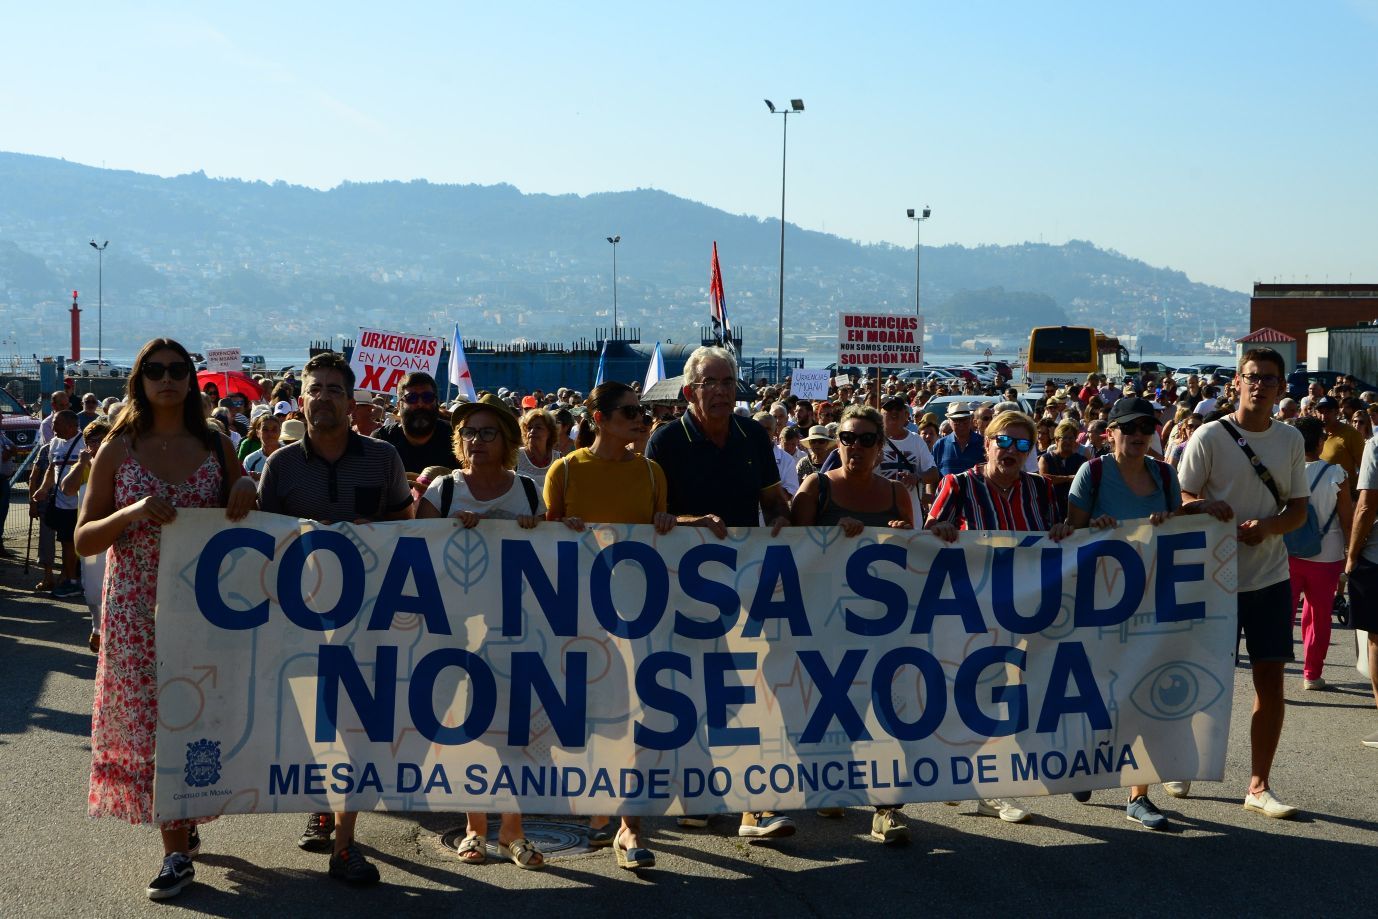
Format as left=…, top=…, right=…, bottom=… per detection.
left=402, top=408, right=437, bottom=437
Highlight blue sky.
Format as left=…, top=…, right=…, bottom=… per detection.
left=4, top=1, right=1376, bottom=292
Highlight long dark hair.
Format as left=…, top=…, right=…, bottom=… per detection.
left=108, top=338, right=216, bottom=449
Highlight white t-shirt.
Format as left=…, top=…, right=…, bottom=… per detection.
left=880, top=431, right=936, bottom=511
left=47, top=435, right=85, bottom=511
left=1355, top=439, right=1378, bottom=565
left=774, top=445, right=802, bottom=497
left=1178, top=417, right=1308, bottom=592
left=1195, top=397, right=1218, bottom=417
left=422, top=471, right=546, bottom=520
left=1301, top=460, right=1347, bottom=563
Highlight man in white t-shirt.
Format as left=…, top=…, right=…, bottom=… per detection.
left=30, top=411, right=84, bottom=598
left=1178, top=348, right=1309, bottom=819
left=880, top=398, right=938, bottom=511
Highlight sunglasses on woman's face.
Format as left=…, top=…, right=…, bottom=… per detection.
left=614, top=404, right=652, bottom=424
left=992, top=434, right=1033, bottom=453
left=143, top=360, right=192, bottom=382
left=837, top=430, right=880, bottom=448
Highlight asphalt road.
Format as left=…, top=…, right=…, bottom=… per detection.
left=1, top=553, right=1375, bottom=918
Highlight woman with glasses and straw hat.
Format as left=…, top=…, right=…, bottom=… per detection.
left=926, top=409, right=1073, bottom=826
left=418, top=393, right=546, bottom=870
left=791, top=404, right=914, bottom=845
left=543, top=380, right=674, bottom=870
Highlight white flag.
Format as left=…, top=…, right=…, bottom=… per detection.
left=448, top=323, right=477, bottom=401
left=642, top=341, right=665, bottom=393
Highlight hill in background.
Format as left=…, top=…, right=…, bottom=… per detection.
left=0, top=152, right=1245, bottom=356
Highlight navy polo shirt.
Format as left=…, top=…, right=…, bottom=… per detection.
left=645, top=411, right=780, bottom=527
left=931, top=432, right=986, bottom=477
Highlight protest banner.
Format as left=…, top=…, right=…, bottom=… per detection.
left=349, top=327, right=444, bottom=393
left=204, top=348, right=241, bottom=373
left=154, top=512, right=1237, bottom=822
left=790, top=368, right=831, bottom=400
left=838, top=312, right=924, bottom=369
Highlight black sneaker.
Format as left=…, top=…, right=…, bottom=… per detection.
left=298, top=812, right=335, bottom=851
left=328, top=845, right=380, bottom=886
left=147, top=853, right=195, bottom=900
left=187, top=825, right=202, bottom=858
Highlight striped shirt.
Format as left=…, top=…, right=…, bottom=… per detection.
left=259, top=431, right=412, bottom=523
left=926, top=467, right=1062, bottom=531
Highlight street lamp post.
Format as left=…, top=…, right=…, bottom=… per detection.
left=765, top=98, right=803, bottom=383
left=606, top=235, right=621, bottom=338
left=906, top=208, right=930, bottom=318
left=89, top=240, right=109, bottom=363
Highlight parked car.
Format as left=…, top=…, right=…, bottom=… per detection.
left=1287, top=370, right=1378, bottom=402
left=68, top=358, right=131, bottom=377
left=0, top=387, right=41, bottom=463
left=918, top=394, right=1038, bottom=424
left=241, top=354, right=267, bottom=372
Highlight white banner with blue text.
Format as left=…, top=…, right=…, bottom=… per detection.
left=153, top=511, right=1238, bottom=821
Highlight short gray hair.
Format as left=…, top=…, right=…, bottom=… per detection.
left=683, top=345, right=738, bottom=384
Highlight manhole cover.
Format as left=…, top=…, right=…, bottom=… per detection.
left=440, top=818, right=593, bottom=861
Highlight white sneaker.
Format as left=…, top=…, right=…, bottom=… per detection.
left=976, top=798, right=1030, bottom=823
left=1243, top=788, right=1298, bottom=819
left=1363, top=730, right=1378, bottom=749
left=1303, top=677, right=1329, bottom=691
left=1162, top=781, right=1191, bottom=798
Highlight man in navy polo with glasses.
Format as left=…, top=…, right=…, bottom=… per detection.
left=372, top=371, right=457, bottom=473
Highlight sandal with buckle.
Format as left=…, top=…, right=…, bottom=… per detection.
left=613, top=828, right=655, bottom=870
left=497, top=837, right=544, bottom=870
left=456, top=833, right=486, bottom=864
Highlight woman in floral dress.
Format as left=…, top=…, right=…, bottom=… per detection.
left=76, top=338, right=255, bottom=900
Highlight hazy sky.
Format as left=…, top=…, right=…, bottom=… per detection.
left=5, top=1, right=1376, bottom=292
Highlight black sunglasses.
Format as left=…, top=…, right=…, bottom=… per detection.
left=1114, top=419, right=1157, bottom=435
left=403, top=391, right=437, bottom=405
left=837, top=430, right=881, bottom=448
left=143, top=361, right=192, bottom=381
left=614, top=404, right=652, bottom=424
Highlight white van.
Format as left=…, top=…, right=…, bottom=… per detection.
left=241, top=354, right=267, bottom=372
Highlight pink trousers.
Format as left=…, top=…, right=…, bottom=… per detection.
left=1288, top=556, right=1344, bottom=680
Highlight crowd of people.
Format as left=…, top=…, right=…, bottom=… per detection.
left=7, top=338, right=1377, bottom=900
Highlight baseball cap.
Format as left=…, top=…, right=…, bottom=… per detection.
left=881, top=396, right=910, bottom=413
left=273, top=400, right=293, bottom=416
left=1315, top=396, right=1338, bottom=411
left=521, top=395, right=538, bottom=409
left=1108, top=397, right=1157, bottom=427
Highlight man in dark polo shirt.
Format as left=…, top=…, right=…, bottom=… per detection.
left=258, top=351, right=413, bottom=886
left=645, top=344, right=794, bottom=840
left=372, top=371, right=456, bottom=474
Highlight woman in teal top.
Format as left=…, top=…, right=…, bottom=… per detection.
left=1065, top=397, right=1232, bottom=830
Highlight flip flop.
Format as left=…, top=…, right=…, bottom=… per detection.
left=455, top=834, right=486, bottom=865
left=497, top=838, right=544, bottom=870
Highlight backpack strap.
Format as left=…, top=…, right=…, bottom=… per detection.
left=519, top=474, right=538, bottom=514
left=440, top=475, right=455, bottom=519
left=1219, top=418, right=1284, bottom=511
left=1149, top=458, right=1177, bottom=512
left=1313, top=463, right=1340, bottom=537
left=815, top=472, right=832, bottom=519
left=1088, top=456, right=1104, bottom=512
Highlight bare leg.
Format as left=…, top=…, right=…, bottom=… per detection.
left=1130, top=784, right=1149, bottom=799
left=1249, top=660, right=1286, bottom=794
left=160, top=827, right=190, bottom=856
left=619, top=815, right=644, bottom=849
left=333, top=811, right=357, bottom=853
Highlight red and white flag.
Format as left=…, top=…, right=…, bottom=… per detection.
left=710, top=241, right=737, bottom=360
left=447, top=323, right=477, bottom=401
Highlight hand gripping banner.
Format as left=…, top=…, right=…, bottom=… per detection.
left=153, top=511, right=1238, bottom=821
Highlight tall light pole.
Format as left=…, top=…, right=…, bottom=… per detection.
left=606, top=235, right=621, bottom=338
left=89, top=240, right=109, bottom=363
left=905, top=208, right=930, bottom=318
left=766, top=98, right=803, bottom=383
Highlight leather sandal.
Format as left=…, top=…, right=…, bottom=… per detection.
left=497, top=838, right=544, bottom=870
left=456, top=833, right=486, bottom=864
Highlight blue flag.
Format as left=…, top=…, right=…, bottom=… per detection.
left=594, top=339, right=608, bottom=388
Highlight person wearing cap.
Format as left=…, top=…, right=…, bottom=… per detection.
left=372, top=371, right=456, bottom=475
left=645, top=345, right=795, bottom=841
left=798, top=425, right=834, bottom=479
left=917, top=413, right=940, bottom=451
left=876, top=396, right=938, bottom=512
left=350, top=390, right=383, bottom=437
left=257, top=352, right=413, bottom=885
left=1178, top=347, right=1310, bottom=819
left=1063, top=397, right=1233, bottom=828
left=1315, top=395, right=1365, bottom=487
left=930, top=402, right=984, bottom=477
left=926, top=409, right=1072, bottom=825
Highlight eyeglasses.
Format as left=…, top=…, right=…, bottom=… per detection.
left=459, top=426, right=500, bottom=442
left=306, top=384, right=348, bottom=398
left=1240, top=372, right=1281, bottom=387
left=992, top=434, right=1034, bottom=453
left=1113, top=419, right=1157, bottom=435
left=689, top=378, right=735, bottom=391
left=402, top=391, right=437, bottom=405
left=614, top=404, right=652, bottom=424
left=837, top=430, right=881, bottom=448
left=143, top=361, right=191, bottom=381
left=976, top=413, right=994, bottom=422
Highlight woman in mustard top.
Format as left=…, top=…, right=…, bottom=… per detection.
left=544, top=381, right=674, bottom=870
